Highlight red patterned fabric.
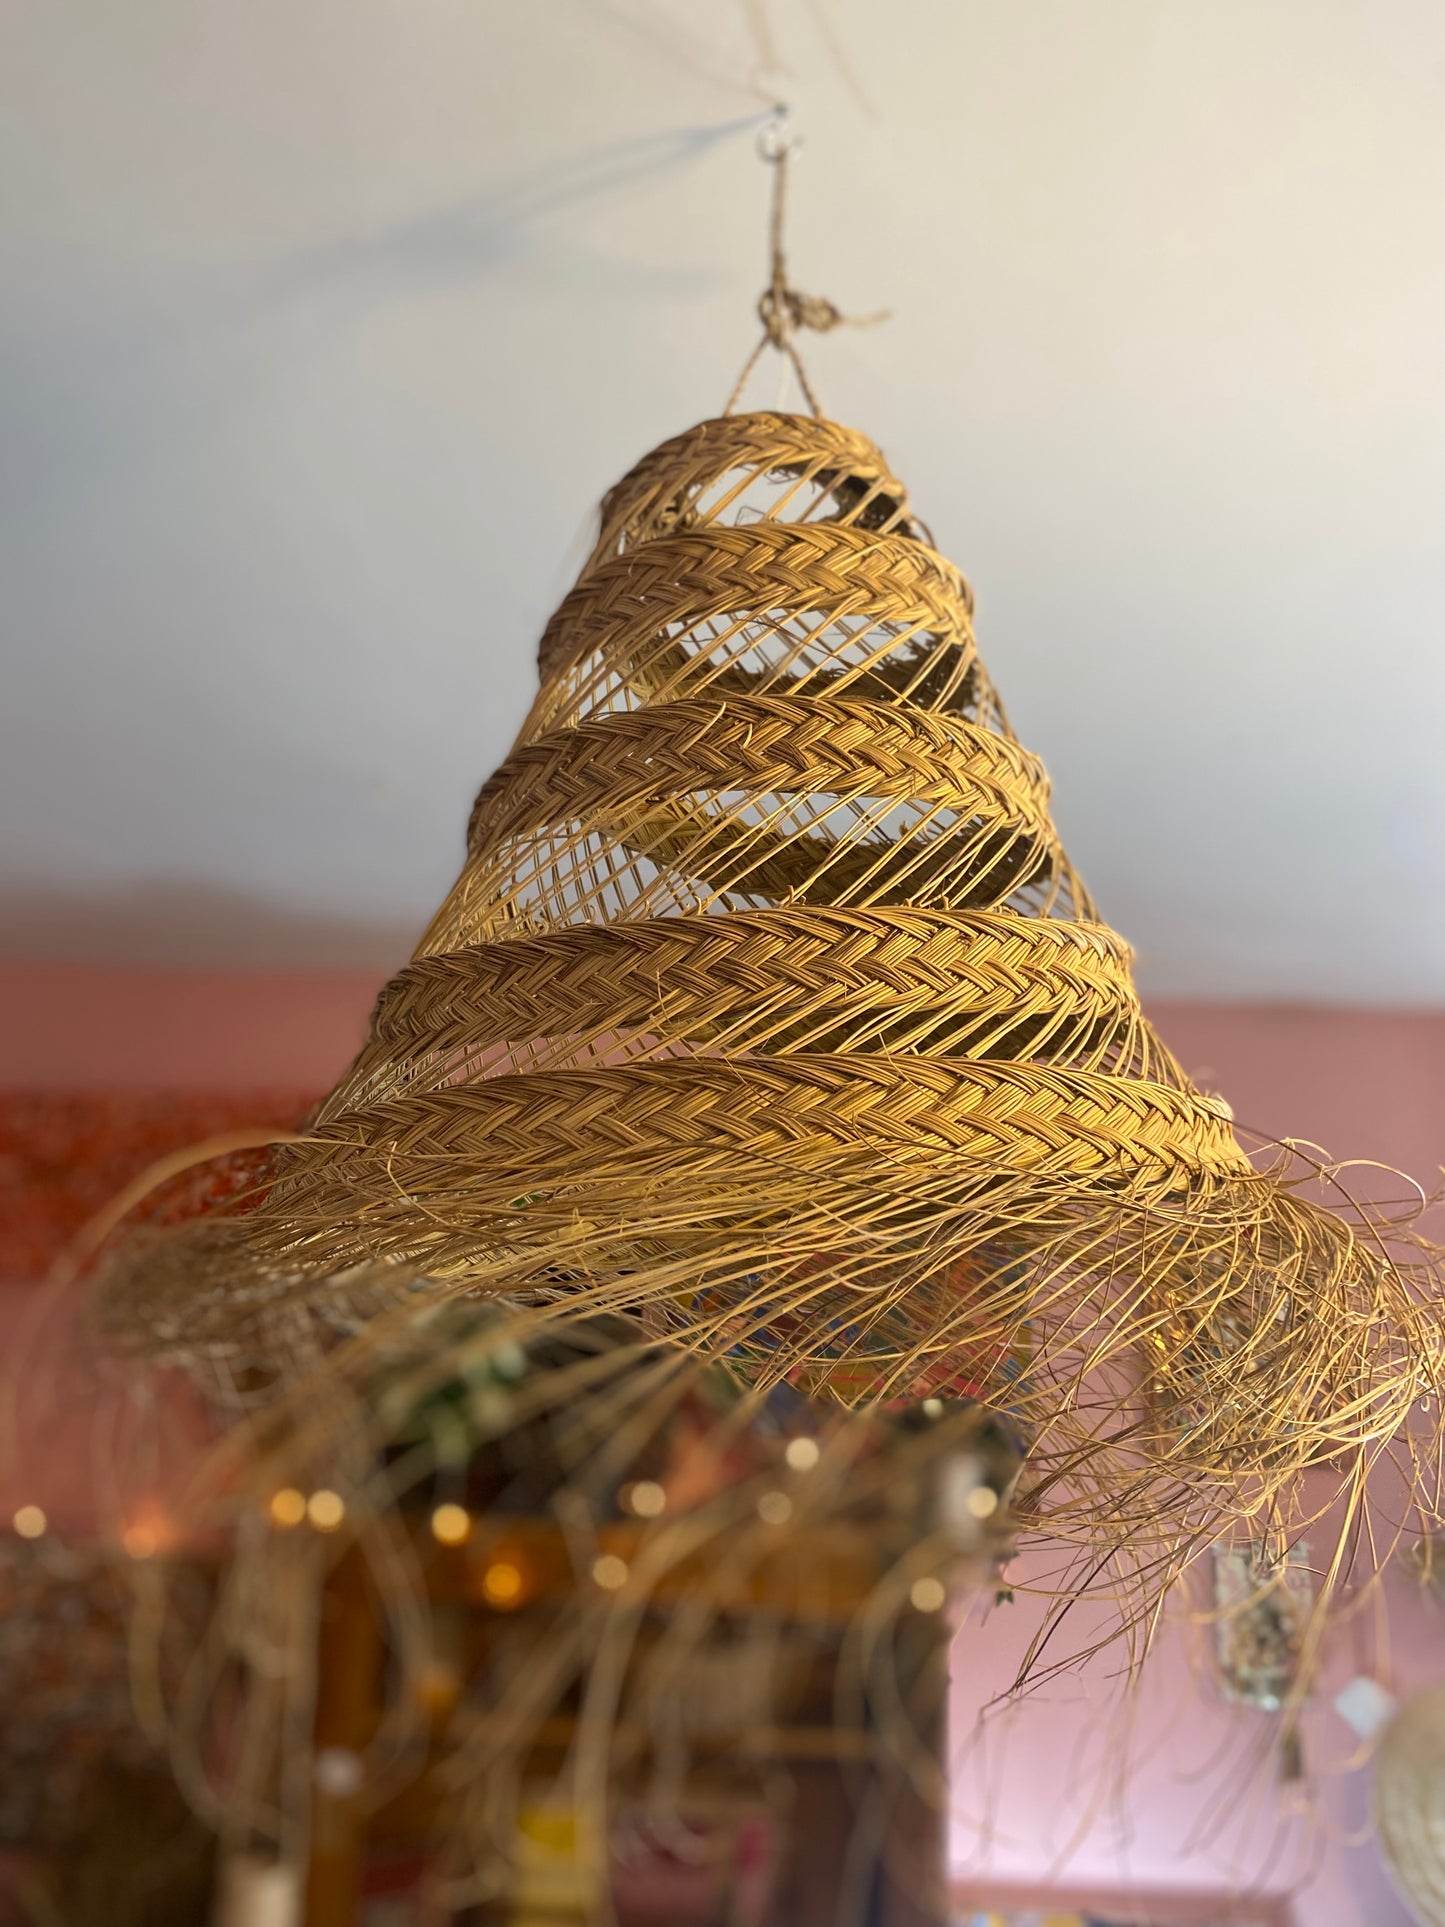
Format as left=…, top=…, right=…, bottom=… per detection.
left=0, top=1093, right=315, bottom=1280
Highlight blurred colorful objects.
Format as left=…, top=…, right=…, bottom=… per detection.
left=0, top=1533, right=215, bottom=1924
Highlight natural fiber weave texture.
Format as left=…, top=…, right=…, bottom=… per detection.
left=104, top=409, right=1444, bottom=1603
left=1375, top=1684, right=1445, bottom=1926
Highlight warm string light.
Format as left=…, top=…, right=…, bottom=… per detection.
left=430, top=1502, right=471, bottom=1546
left=306, top=1489, right=345, bottom=1532
left=269, top=1487, right=307, bottom=1529
left=621, top=1480, right=666, bottom=1518
left=480, top=1560, right=525, bottom=1608
left=268, top=1487, right=347, bottom=1531
left=11, top=1504, right=46, bottom=1540
left=592, top=1553, right=629, bottom=1591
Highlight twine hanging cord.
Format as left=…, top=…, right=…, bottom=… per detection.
left=726, top=110, right=890, bottom=418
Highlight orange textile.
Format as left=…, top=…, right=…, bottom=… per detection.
left=0, top=1092, right=315, bottom=1280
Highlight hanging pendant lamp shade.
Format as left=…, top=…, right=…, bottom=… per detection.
left=106, top=406, right=1443, bottom=1603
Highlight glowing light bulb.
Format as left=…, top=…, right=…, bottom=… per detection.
left=307, top=1489, right=346, bottom=1532
left=430, top=1502, right=471, bottom=1546
left=757, top=1489, right=793, bottom=1526
left=123, top=1521, right=159, bottom=1560
left=592, top=1553, right=629, bottom=1591
left=909, top=1576, right=946, bottom=1613
left=481, top=1561, right=524, bottom=1608
left=785, top=1437, right=820, bottom=1472
left=624, top=1480, right=666, bottom=1518
left=269, top=1488, right=307, bottom=1529
left=12, top=1505, right=46, bottom=1540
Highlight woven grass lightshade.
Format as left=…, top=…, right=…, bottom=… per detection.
left=104, top=406, right=1444, bottom=1645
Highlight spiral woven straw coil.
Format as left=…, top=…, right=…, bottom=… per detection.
left=105, top=408, right=1444, bottom=1612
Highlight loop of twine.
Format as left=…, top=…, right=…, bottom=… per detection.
left=725, top=113, right=889, bottom=419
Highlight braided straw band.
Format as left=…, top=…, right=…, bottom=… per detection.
left=471, top=694, right=1047, bottom=840
left=584, top=412, right=933, bottom=569
left=539, top=521, right=971, bottom=684
left=302, top=1058, right=1244, bottom=1189
left=365, top=906, right=1148, bottom=1073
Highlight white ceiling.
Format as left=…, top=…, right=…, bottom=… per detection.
left=4, top=0, right=1444, bottom=1002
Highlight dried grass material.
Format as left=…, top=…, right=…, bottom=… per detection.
left=1374, top=1683, right=1445, bottom=1925
left=101, top=409, right=1445, bottom=1624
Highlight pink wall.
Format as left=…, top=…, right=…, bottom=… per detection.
left=0, top=963, right=382, bottom=1091
left=0, top=965, right=383, bottom=1542
left=3, top=969, right=1443, bottom=1924
left=949, top=1531, right=1444, bottom=1925
left=1155, top=1003, right=1445, bottom=1228
left=951, top=1001, right=1445, bottom=1927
